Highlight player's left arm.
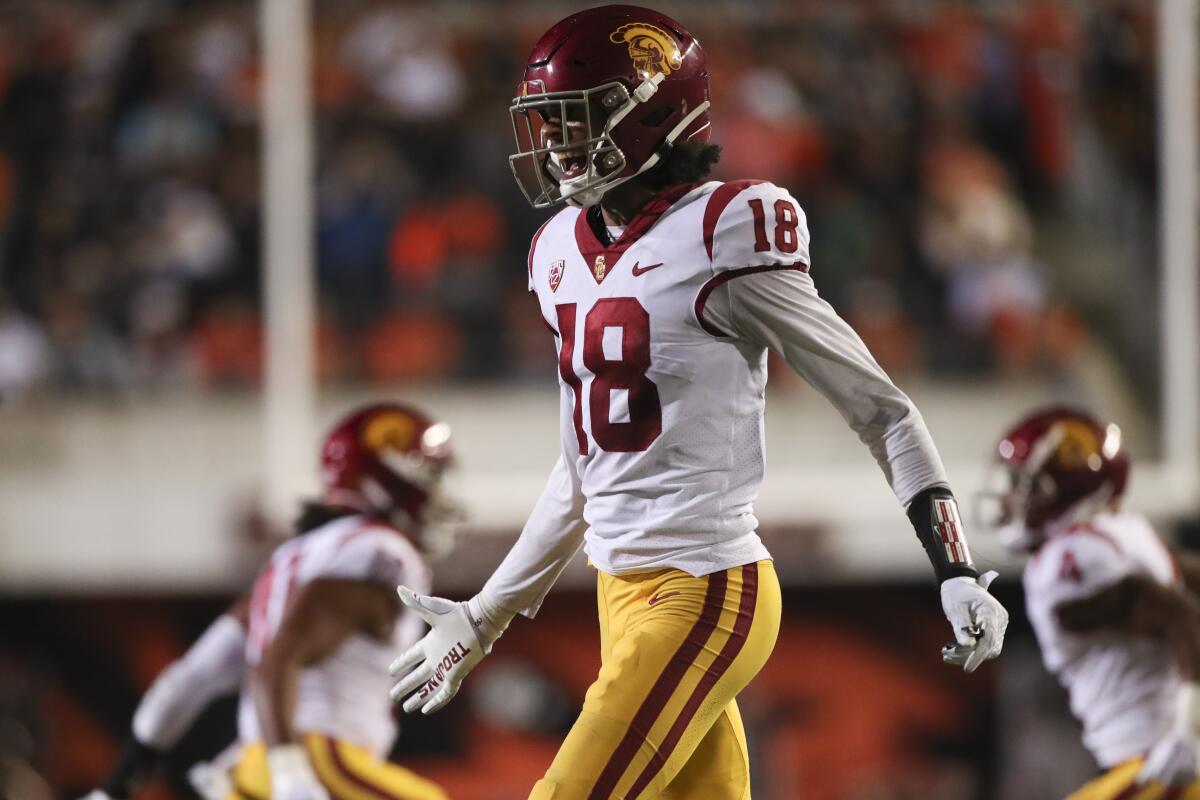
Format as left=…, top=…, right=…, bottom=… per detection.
left=1057, top=573, right=1200, bottom=785
left=699, top=183, right=1007, bottom=671
left=83, top=595, right=250, bottom=800
left=253, top=578, right=396, bottom=800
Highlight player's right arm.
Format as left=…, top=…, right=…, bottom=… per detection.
left=390, top=453, right=588, bottom=714
left=1047, top=533, right=1200, bottom=787
left=83, top=596, right=249, bottom=800
left=390, top=371, right=589, bottom=715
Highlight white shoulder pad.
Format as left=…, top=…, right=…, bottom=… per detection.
left=526, top=215, right=555, bottom=293
left=1102, top=510, right=1179, bottom=587
left=703, top=180, right=811, bottom=272
left=526, top=208, right=576, bottom=294
left=313, top=523, right=430, bottom=591
left=1026, top=525, right=1135, bottom=608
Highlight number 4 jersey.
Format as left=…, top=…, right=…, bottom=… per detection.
left=1023, top=511, right=1180, bottom=768
left=482, top=180, right=949, bottom=615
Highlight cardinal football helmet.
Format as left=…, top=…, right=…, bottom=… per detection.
left=320, top=402, right=462, bottom=553
left=984, top=406, right=1129, bottom=552
left=509, top=4, right=711, bottom=208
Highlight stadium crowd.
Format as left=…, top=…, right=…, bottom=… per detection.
left=0, top=0, right=1158, bottom=398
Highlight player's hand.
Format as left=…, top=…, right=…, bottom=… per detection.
left=939, top=570, right=1009, bottom=672
left=267, top=744, right=329, bottom=800
left=1139, top=682, right=1200, bottom=787
left=389, top=587, right=488, bottom=714
left=79, top=792, right=121, bottom=800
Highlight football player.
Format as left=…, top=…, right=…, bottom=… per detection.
left=987, top=407, right=1200, bottom=800
left=388, top=6, right=1009, bottom=799
left=83, top=403, right=452, bottom=800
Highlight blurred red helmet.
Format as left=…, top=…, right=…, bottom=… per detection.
left=320, top=402, right=459, bottom=540
left=509, top=4, right=711, bottom=208
left=989, top=406, right=1129, bottom=549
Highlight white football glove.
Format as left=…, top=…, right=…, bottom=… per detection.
left=187, top=741, right=241, bottom=800
left=1138, top=683, right=1200, bottom=787
left=939, top=570, right=1009, bottom=673
left=79, top=792, right=120, bottom=800
left=389, top=587, right=512, bottom=715
left=267, top=744, right=329, bottom=800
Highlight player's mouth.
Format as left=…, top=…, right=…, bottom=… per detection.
left=558, top=154, right=588, bottom=180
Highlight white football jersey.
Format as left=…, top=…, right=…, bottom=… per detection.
left=527, top=179, right=799, bottom=577
left=480, top=180, right=948, bottom=616
left=1023, top=510, right=1180, bottom=767
left=236, top=515, right=431, bottom=756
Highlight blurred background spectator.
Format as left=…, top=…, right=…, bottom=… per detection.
left=0, top=0, right=1160, bottom=399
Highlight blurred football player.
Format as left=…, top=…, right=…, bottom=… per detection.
left=83, top=403, right=452, bottom=800
left=987, top=407, right=1200, bottom=800
left=388, top=6, right=1009, bottom=799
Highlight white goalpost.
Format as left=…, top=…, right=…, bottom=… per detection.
left=1157, top=0, right=1200, bottom=509
left=260, top=0, right=318, bottom=529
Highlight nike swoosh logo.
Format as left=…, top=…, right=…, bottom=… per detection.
left=647, top=591, right=680, bottom=606
left=631, top=261, right=664, bottom=276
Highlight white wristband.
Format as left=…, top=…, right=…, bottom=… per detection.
left=267, top=743, right=317, bottom=781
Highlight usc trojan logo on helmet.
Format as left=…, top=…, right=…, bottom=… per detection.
left=609, top=23, right=683, bottom=78
left=362, top=411, right=417, bottom=453
left=1053, top=420, right=1103, bottom=472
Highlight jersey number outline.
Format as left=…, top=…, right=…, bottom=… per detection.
left=1059, top=550, right=1084, bottom=583
left=556, top=298, right=662, bottom=454
left=748, top=197, right=801, bottom=254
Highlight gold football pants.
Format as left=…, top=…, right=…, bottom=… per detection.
left=1067, top=758, right=1200, bottom=800
left=531, top=559, right=782, bottom=800
left=227, top=734, right=448, bottom=800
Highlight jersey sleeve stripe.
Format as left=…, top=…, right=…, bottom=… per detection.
left=587, top=570, right=729, bottom=800
left=1047, top=523, right=1123, bottom=554
left=694, top=262, right=809, bottom=337
left=701, top=179, right=765, bottom=261
left=624, top=562, right=759, bottom=799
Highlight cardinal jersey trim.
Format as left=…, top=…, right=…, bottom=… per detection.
left=694, top=262, right=809, bottom=337
left=573, top=182, right=700, bottom=266
left=702, top=179, right=765, bottom=260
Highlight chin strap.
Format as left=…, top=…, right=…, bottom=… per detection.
left=564, top=98, right=712, bottom=208
left=605, top=73, right=666, bottom=129
left=563, top=71, right=710, bottom=208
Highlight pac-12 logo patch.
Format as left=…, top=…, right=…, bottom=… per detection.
left=548, top=259, right=565, bottom=292
left=591, top=255, right=608, bottom=283
left=609, top=23, right=683, bottom=78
